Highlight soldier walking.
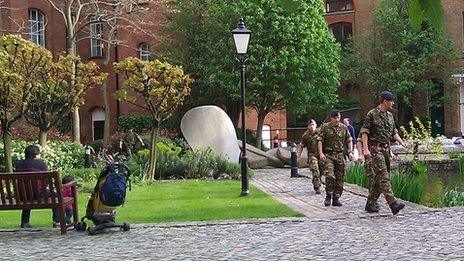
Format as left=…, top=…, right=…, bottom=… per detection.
left=318, top=109, right=353, bottom=207
left=297, top=119, right=322, bottom=194
left=359, top=91, right=408, bottom=215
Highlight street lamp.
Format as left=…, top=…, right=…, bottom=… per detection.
left=232, top=18, right=251, bottom=196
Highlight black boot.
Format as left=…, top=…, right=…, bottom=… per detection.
left=365, top=202, right=379, bottom=213
left=332, top=196, right=342, bottom=207
left=314, top=187, right=321, bottom=194
left=389, top=201, right=405, bottom=215
left=324, top=193, right=332, bottom=206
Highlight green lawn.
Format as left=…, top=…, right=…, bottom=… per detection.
left=0, top=180, right=302, bottom=229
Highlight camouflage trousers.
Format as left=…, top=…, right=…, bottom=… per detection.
left=308, top=155, right=321, bottom=188
left=366, top=146, right=397, bottom=205
left=322, top=152, right=345, bottom=197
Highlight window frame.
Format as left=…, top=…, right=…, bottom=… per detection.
left=28, top=9, right=45, bottom=46
left=325, top=0, right=354, bottom=13
left=329, top=22, right=353, bottom=48
left=139, top=43, right=151, bottom=61
left=90, top=21, right=103, bottom=58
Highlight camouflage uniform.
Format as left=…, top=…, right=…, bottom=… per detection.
left=356, top=138, right=377, bottom=203
left=318, top=122, right=352, bottom=198
left=300, top=130, right=321, bottom=188
left=359, top=107, right=398, bottom=205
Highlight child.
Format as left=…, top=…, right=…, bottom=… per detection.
left=61, top=175, right=75, bottom=224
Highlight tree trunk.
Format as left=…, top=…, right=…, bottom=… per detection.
left=255, top=111, right=267, bottom=150
left=39, top=130, right=48, bottom=148
left=147, top=125, right=159, bottom=180
left=72, top=108, right=81, bottom=143
left=66, top=26, right=81, bottom=144
left=102, top=81, right=111, bottom=148
left=2, top=126, right=13, bottom=172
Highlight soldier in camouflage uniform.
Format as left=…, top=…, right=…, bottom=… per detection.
left=297, top=119, right=321, bottom=194
left=318, top=109, right=353, bottom=207
left=359, top=91, right=408, bottom=215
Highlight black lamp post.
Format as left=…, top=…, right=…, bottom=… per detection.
left=232, top=18, right=251, bottom=196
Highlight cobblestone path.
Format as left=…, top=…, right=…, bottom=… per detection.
left=1, top=168, right=463, bottom=260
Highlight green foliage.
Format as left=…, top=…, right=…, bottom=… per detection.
left=0, top=139, right=84, bottom=172
left=437, top=189, right=464, bottom=207
left=342, top=0, right=458, bottom=117
left=118, top=116, right=154, bottom=133
left=447, top=151, right=461, bottom=159
left=167, top=0, right=340, bottom=119
left=65, top=168, right=102, bottom=192
left=127, top=138, right=243, bottom=180
left=400, top=117, right=444, bottom=159
left=344, top=164, right=368, bottom=188
left=408, top=0, right=444, bottom=31
left=459, top=155, right=464, bottom=177
left=390, top=167, right=428, bottom=204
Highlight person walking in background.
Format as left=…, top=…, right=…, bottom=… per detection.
left=297, top=119, right=322, bottom=194
left=360, top=91, right=408, bottom=215
left=318, top=109, right=353, bottom=207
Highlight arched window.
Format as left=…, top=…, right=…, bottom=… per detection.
left=139, top=43, right=151, bottom=61
left=326, top=0, right=354, bottom=13
left=329, top=22, right=353, bottom=48
left=91, top=108, right=105, bottom=141
left=28, top=9, right=45, bottom=46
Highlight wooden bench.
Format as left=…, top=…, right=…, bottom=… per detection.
left=0, top=171, right=78, bottom=235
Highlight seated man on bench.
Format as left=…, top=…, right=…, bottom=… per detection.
left=15, top=145, right=60, bottom=228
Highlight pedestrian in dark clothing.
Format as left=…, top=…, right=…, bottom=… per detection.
left=15, top=145, right=59, bottom=228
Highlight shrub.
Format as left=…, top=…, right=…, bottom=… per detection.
left=65, top=168, right=101, bottom=192
left=437, top=190, right=464, bottom=207
left=118, top=115, right=154, bottom=133
left=0, top=140, right=84, bottom=172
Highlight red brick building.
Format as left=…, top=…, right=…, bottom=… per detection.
left=324, top=0, right=464, bottom=137
left=0, top=0, right=287, bottom=145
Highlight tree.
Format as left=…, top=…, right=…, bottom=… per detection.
left=114, top=57, right=193, bottom=179
left=0, top=34, right=52, bottom=171
left=167, top=0, right=340, bottom=149
left=24, top=55, right=107, bottom=147
left=72, top=1, right=163, bottom=147
left=341, top=0, right=458, bottom=125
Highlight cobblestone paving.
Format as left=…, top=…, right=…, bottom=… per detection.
left=251, top=168, right=430, bottom=219
left=1, top=168, right=463, bottom=260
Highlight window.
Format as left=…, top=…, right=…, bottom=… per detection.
left=139, top=43, right=151, bottom=61
left=90, top=21, right=103, bottom=57
left=28, top=9, right=45, bottom=46
left=326, top=0, right=354, bottom=13
left=329, top=22, right=353, bottom=48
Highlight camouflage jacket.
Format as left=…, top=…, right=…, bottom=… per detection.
left=359, top=107, right=398, bottom=144
left=300, top=130, right=319, bottom=156
left=317, top=122, right=352, bottom=154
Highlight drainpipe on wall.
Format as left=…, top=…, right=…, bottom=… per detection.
left=115, top=43, right=121, bottom=128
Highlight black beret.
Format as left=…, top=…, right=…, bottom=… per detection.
left=379, top=91, right=395, bottom=101
left=330, top=109, right=341, bottom=117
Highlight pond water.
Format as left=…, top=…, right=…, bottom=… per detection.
left=421, top=171, right=464, bottom=207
